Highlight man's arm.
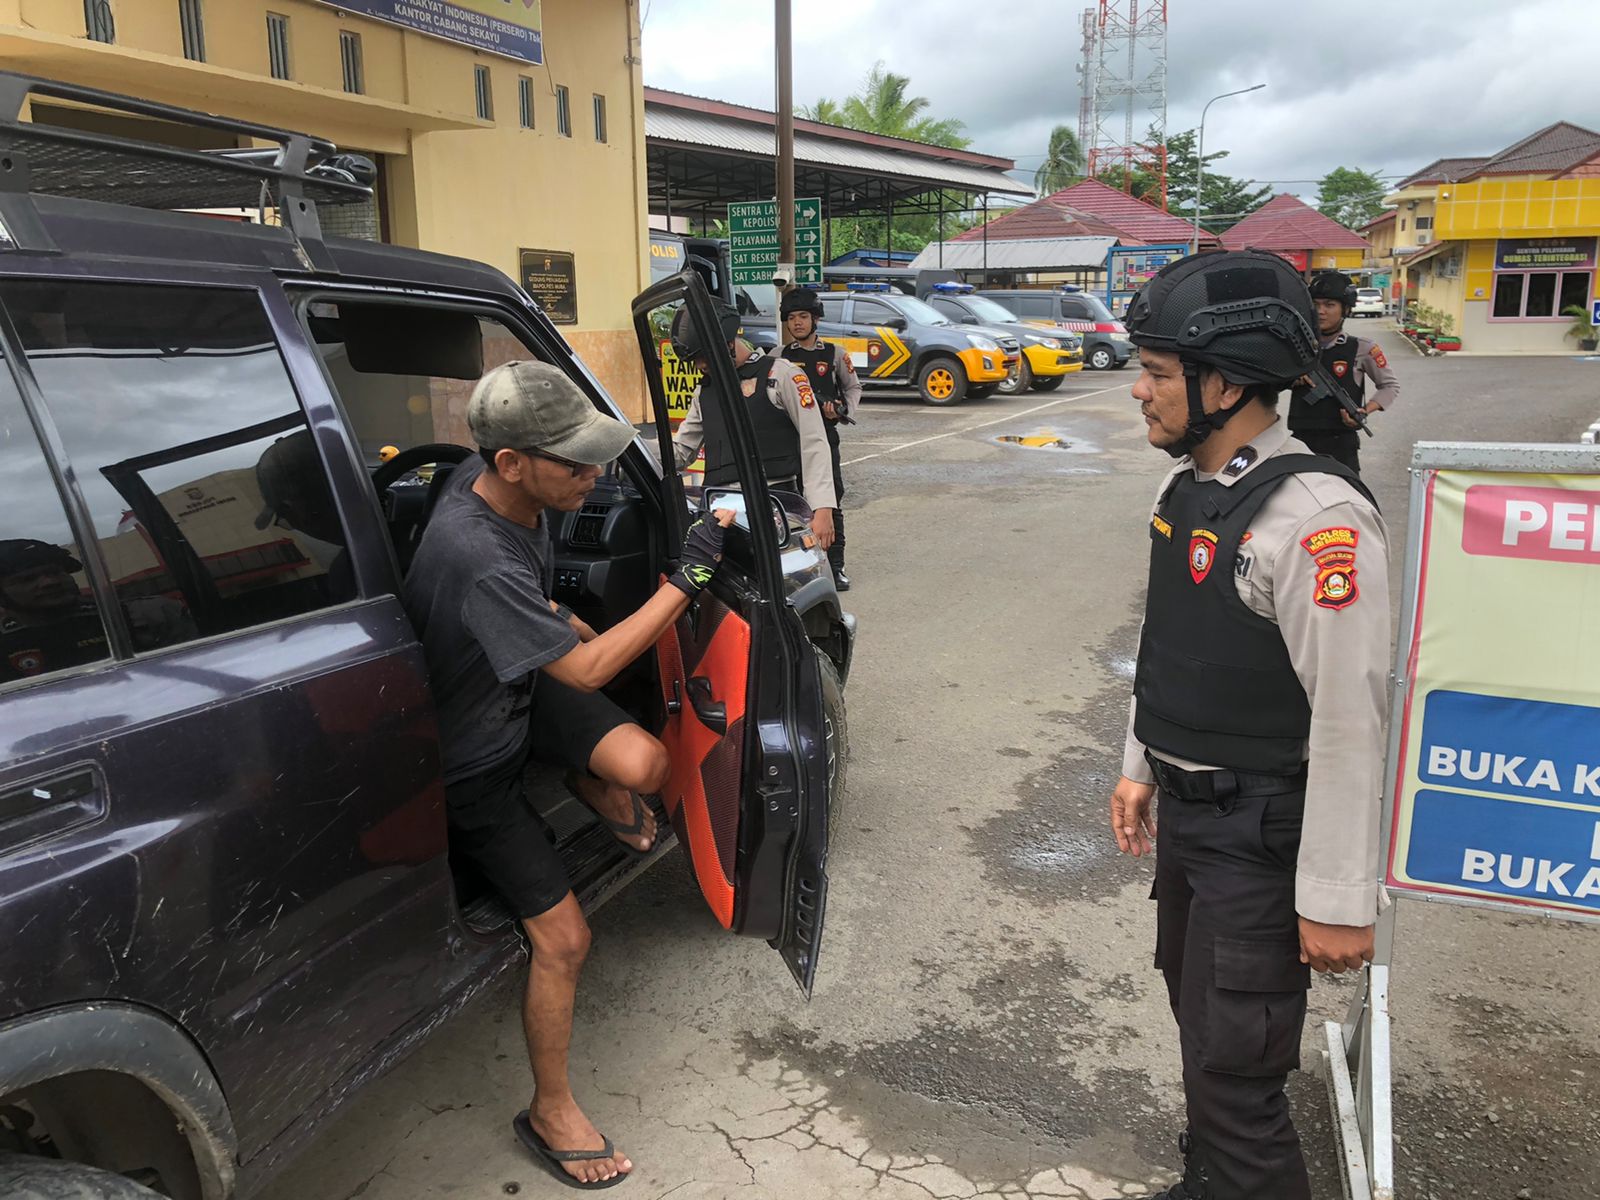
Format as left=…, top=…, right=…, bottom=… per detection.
left=1270, top=497, right=1391, bottom=937
left=541, top=511, right=735, bottom=693
left=671, top=386, right=705, bottom=471
left=834, top=343, right=863, bottom=417
left=1357, top=338, right=1400, bottom=411
left=771, top=363, right=838, bottom=511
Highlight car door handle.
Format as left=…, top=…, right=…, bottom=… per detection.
left=686, top=675, right=726, bottom=735
left=0, top=767, right=103, bottom=851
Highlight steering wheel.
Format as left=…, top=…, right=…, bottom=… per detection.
left=371, top=442, right=474, bottom=494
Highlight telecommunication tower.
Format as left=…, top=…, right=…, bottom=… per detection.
left=1075, top=9, right=1097, bottom=155
left=1081, top=0, right=1169, bottom=209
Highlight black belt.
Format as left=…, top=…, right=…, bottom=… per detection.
left=1144, top=750, right=1306, bottom=804
left=768, top=475, right=800, bottom=491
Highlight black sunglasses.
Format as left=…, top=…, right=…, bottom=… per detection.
left=520, top=447, right=604, bottom=476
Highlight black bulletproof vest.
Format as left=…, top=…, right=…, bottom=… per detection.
left=784, top=341, right=841, bottom=407
left=0, top=605, right=109, bottom=684
left=701, top=354, right=803, bottom=488
left=1133, top=453, right=1372, bottom=774
left=1289, top=336, right=1364, bottom=435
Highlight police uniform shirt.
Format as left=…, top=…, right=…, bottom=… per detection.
left=1120, top=418, right=1391, bottom=927
left=783, top=338, right=863, bottom=419
left=672, top=350, right=839, bottom=511
left=1326, top=331, right=1401, bottom=411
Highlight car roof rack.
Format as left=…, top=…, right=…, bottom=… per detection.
left=0, top=71, right=374, bottom=270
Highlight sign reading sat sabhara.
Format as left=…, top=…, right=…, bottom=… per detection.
left=319, top=0, right=543, bottom=65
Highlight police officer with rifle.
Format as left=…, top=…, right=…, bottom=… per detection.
left=1106, top=251, right=1391, bottom=1200
left=670, top=303, right=837, bottom=551
left=780, top=287, right=859, bottom=589
left=1287, top=270, right=1400, bottom=476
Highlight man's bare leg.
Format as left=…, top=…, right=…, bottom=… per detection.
left=522, top=893, right=631, bottom=1184
left=569, top=724, right=671, bottom=852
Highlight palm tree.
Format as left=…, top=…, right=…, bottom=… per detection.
left=798, top=98, right=844, bottom=124
left=1034, top=125, right=1085, bottom=196
left=828, top=61, right=971, bottom=150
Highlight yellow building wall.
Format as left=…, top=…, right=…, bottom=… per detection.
left=1310, top=248, right=1365, bottom=271
left=1, top=0, right=652, bottom=417
left=1436, top=177, right=1600, bottom=239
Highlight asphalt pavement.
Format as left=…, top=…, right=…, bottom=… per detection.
left=259, top=330, right=1600, bottom=1200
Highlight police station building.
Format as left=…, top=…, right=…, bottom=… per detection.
left=0, top=0, right=654, bottom=414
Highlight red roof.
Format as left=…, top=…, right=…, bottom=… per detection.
left=952, top=177, right=1213, bottom=246
left=1360, top=209, right=1396, bottom=232
left=1220, top=193, right=1371, bottom=252
left=1471, top=121, right=1600, bottom=178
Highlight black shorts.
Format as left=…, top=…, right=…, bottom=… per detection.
left=446, top=674, right=635, bottom=919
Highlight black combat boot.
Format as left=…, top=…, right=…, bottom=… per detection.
left=1119, top=1130, right=1210, bottom=1199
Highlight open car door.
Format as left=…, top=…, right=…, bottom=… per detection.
left=632, top=273, right=829, bottom=995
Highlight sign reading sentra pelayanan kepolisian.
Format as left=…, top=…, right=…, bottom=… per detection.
left=318, top=0, right=543, bottom=64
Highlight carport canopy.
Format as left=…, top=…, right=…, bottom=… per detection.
left=646, top=89, right=1033, bottom=223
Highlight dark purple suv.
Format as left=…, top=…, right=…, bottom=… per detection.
left=0, top=75, right=848, bottom=1200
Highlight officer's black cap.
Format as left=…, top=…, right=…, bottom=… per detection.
left=669, top=303, right=742, bottom=361
left=0, top=538, right=83, bottom=579
left=1308, top=270, right=1358, bottom=309
left=780, top=288, right=824, bottom=319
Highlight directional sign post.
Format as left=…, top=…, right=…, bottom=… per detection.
left=728, top=198, right=823, bottom=286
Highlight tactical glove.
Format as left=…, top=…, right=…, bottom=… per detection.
left=667, top=513, right=729, bottom=597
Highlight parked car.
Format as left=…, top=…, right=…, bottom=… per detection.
left=920, top=284, right=1083, bottom=394
left=975, top=288, right=1135, bottom=371
left=1352, top=287, right=1387, bottom=318
left=746, top=286, right=1021, bottom=406
left=0, top=73, right=849, bottom=1200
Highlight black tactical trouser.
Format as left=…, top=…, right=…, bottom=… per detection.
left=1153, top=783, right=1313, bottom=1200
left=1295, top=429, right=1361, bottom=477
left=824, top=416, right=846, bottom=571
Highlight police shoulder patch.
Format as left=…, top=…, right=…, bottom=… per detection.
left=1301, top=526, right=1359, bottom=558
left=1313, top=562, right=1359, bottom=610
left=792, top=374, right=816, bottom=407
left=1370, top=345, right=1388, bottom=369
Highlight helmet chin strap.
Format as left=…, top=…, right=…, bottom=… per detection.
left=1164, top=360, right=1244, bottom=458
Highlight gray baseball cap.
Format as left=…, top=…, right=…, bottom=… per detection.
left=467, top=361, right=636, bottom=465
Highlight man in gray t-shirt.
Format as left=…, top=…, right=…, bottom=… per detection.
left=401, top=360, right=733, bottom=1190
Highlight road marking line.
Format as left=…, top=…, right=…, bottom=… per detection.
left=841, top=383, right=1133, bottom=466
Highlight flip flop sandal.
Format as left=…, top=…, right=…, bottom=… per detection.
left=564, top=775, right=655, bottom=857
left=512, top=1110, right=629, bottom=1190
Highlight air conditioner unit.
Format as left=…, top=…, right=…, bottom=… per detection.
left=1417, top=233, right=1432, bottom=245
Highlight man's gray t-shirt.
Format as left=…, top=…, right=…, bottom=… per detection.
left=402, top=459, right=578, bottom=783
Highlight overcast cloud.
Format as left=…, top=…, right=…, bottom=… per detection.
left=641, top=0, right=1600, bottom=201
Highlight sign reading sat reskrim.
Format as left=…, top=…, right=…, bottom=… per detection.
left=318, top=0, right=543, bottom=65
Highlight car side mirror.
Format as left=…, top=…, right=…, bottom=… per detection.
left=703, top=487, right=791, bottom=549
left=884, top=317, right=908, bottom=331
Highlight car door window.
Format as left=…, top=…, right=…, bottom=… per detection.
left=0, top=280, right=356, bottom=645
left=0, top=357, right=109, bottom=689
left=851, top=299, right=898, bottom=326
left=1006, top=295, right=1049, bottom=319
left=817, top=295, right=847, bottom=323
left=928, top=298, right=966, bottom=322
left=1059, top=297, right=1090, bottom=320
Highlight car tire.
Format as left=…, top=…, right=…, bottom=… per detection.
left=815, top=646, right=847, bottom=834
left=1029, top=376, right=1066, bottom=392
left=916, top=357, right=967, bottom=406
left=996, top=356, right=1033, bottom=396
left=1087, top=346, right=1115, bottom=371
left=0, top=1154, right=165, bottom=1200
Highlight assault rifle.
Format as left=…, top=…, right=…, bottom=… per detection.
left=1296, top=361, right=1372, bottom=436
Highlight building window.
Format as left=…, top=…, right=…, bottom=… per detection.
left=84, top=0, right=115, bottom=43
left=592, top=94, right=607, bottom=143
left=1415, top=215, right=1433, bottom=231
left=178, top=0, right=204, bottom=60
left=555, top=85, right=571, bottom=138
left=1491, top=270, right=1592, bottom=321
left=1399, top=217, right=1407, bottom=231
left=518, top=76, right=534, bottom=128
left=340, top=31, right=363, bottom=95
left=267, top=13, right=291, bottom=80
left=474, top=65, right=494, bottom=120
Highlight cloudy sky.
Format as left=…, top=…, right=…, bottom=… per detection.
left=640, top=0, right=1600, bottom=202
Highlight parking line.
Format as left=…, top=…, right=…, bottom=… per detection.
left=841, top=382, right=1133, bottom=466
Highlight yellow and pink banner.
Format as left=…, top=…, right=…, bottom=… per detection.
left=1387, top=452, right=1600, bottom=920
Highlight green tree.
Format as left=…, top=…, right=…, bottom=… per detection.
left=1093, top=127, right=1270, bottom=231
left=1034, top=125, right=1085, bottom=196
left=798, top=98, right=844, bottom=124
left=1317, top=166, right=1387, bottom=230
left=795, top=62, right=977, bottom=259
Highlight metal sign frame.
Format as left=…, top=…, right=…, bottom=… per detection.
left=1104, top=242, right=1185, bottom=312
left=1326, top=440, right=1600, bottom=1200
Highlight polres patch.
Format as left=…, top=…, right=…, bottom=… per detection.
left=815, top=361, right=830, bottom=377
left=1189, top=529, right=1218, bottom=584
left=792, top=374, right=816, bottom=407
left=1370, top=345, right=1388, bottom=369
left=1314, top=563, right=1359, bottom=609
left=8, top=649, right=44, bottom=675
left=1302, top=526, right=1359, bottom=558
left=1333, top=360, right=1350, bottom=378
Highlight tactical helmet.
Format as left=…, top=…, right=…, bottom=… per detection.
left=669, top=303, right=742, bottom=361
left=780, top=287, right=825, bottom=319
left=0, top=538, right=81, bottom=579
left=1308, top=270, right=1358, bottom=313
left=1125, top=249, right=1320, bottom=454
